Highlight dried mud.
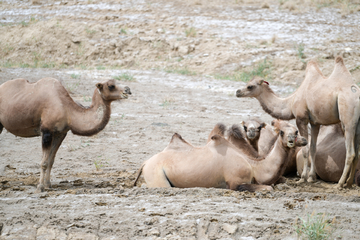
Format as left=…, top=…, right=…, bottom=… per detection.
left=1, top=0, right=360, bottom=239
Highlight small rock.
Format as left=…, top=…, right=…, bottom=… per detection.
left=222, top=223, right=238, bottom=234
left=178, top=45, right=189, bottom=55
left=149, top=228, right=160, bottom=237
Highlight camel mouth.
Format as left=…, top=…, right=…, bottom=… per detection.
left=236, top=90, right=242, bottom=98
left=121, top=93, right=129, bottom=99
left=287, top=141, right=295, bottom=148
left=247, top=133, right=256, bottom=139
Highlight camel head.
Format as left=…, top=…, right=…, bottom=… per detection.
left=236, top=76, right=269, bottom=98
left=272, top=119, right=307, bottom=148
left=240, top=119, right=266, bottom=140
left=96, top=79, right=131, bottom=101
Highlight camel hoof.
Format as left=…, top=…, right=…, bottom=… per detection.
left=345, top=182, right=353, bottom=188
left=336, top=183, right=344, bottom=189
left=307, top=176, right=316, bottom=183
left=35, top=184, right=45, bottom=193
left=296, top=178, right=306, bottom=184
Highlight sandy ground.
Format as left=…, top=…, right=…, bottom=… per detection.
left=1, top=0, right=360, bottom=239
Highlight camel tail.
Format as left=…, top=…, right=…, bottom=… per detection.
left=236, top=184, right=273, bottom=192
left=133, top=163, right=145, bottom=187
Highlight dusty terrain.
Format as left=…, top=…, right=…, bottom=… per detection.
left=1, top=0, right=360, bottom=239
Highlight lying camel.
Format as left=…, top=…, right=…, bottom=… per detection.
left=133, top=121, right=307, bottom=191
left=233, top=119, right=301, bottom=176
left=236, top=57, right=360, bottom=188
left=296, top=124, right=360, bottom=183
left=0, top=78, right=131, bottom=192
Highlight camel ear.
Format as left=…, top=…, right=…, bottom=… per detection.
left=259, top=79, right=264, bottom=85
left=96, top=83, right=103, bottom=90
left=273, top=126, right=280, bottom=135
left=240, top=121, right=245, bottom=127
left=260, top=123, right=266, bottom=129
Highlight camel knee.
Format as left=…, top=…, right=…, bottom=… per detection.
left=42, top=130, right=52, bottom=148
left=345, top=153, right=356, bottom=165
left=41, top=162, right=48, bottom=170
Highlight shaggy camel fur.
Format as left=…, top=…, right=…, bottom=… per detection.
left=296, top=124, right=360, bottom=183
left=0, top=78, right=131, bottom=192
left=134, top=122, right=307, bottom=191
left=236, top=57, right=360, bottom=188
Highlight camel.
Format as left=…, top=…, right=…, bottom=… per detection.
left=0, top=77, right=131, bottom=192
left=236, top=56, right=360, bottom=188
left=240, top=118, right=266, bottom=153
left=356, top=170, right=360, bottom=186
left=296, top=124, right=360, bottom=183
left=133, top=121, right=307, bottom=191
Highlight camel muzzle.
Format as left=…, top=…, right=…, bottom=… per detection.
left=236, top=89, right=242, bottom=97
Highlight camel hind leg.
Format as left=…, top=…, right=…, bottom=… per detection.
left=345, top=123, right=360, bottom=187
left=142, top=163, right=172, bottom=188
left=37, top=130, right=67, bottom=192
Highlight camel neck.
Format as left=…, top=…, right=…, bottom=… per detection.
left=256, top=86, right=294, bottom=120
left=68, top=89, right=112, bottom=136
left=249, top=137, right=291, bottom=185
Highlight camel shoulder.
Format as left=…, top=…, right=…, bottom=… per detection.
left=164, top=133, right=194, bottom=152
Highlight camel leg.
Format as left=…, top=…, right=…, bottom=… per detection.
left=338, top=128, right=356, bottom=188
left=37, top=130, right=53, bottom=193
left=296, top=120, right=309, bottom=183
left=345, top=126, right=360, bottom=188
left=307, top=124, right=320, bottom=183
left=44, top=132, right=67, bottom=189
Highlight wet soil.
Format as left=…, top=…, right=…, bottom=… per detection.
left=1, top=0, right=360, bottom=239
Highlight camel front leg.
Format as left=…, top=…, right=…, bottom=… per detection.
left=44, top=132, right=67, bottom=189
left=338, top=129, right=356, bottom=188
left=308, top=124, right=320, bottom=182
left=296, top=120, right=309, bottom=183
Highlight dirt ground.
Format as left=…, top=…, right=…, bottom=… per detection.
left=1, top=0, right=360, bottom=239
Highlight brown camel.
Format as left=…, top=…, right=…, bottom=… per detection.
left=0, top=77, right=131, bottom=192
left=236, top=57, right=360, bottom=188
left=133, top=121, right=307, bottom=191
left=296, top=124, right=360, bottom=183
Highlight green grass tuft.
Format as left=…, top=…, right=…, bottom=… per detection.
left=294, top=212, right=336, bottom=240
left=113, top=72, right=135, bottom=81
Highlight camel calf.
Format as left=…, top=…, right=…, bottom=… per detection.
left=0, top=78, right=131, bottom=192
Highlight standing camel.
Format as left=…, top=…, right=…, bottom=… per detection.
left=0, top=77, right=131, bottom=192
left=236, top=57, right=360, bottom=188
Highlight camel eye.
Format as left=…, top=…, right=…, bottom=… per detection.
left=295, top=131, right=298, bottom=135
left=280, top=130, right=284, bottom=137
left=243, top=126, right=247, bottom=132
left=108, top=85, right=115, bottom=91
left=247, top=85, right=253, bottom=90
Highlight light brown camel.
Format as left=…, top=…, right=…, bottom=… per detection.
left=240, top=118, right=266, bottom=152
left=0, top=77, right=131, bottom=192
left=296, top=124, right=360, bottom=183
left=231, top=119, right=302, bottom=176
left=133, top=122, right=307, bottom=191
left=236, top=57, right=360, bottom=188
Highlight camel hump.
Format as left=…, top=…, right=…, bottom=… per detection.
left=332, top=56, right=351, bottom=77
left=164, top=133, right=194, bottom=151
left=228, top=124, right=246, bottom=140
left=214, top=123, right=226, bottom=136
left=305, top=60, right=324, bottom=78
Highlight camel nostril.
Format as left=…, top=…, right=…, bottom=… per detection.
left=125, top=86, right=132, bottom=95
left=236, top=89, right=241, bottom=97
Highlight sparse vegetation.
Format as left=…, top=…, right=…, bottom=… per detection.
left=83, top=96, right=92, bottom=102
left=120, top=28, right=127, bottom=34
left=65, top=81, right=79, bottom=94
left=85, top=27, right=96, bottom=35
left=113, top=72, right=135, bottom=81
left=165, top=67, right=197, bottom=76
left=159, top=97, right=175, bottom=107
left=96, top=65, right=105, bottom=70
left=71, top=73, right=81, bottom=79
left=185, top=27, right=197, bottom=37
left=294, top=42, right=306, bottom=60
left=94, top=158, right=109, bottom=171
left=294, top=212, right=336, bottom=240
